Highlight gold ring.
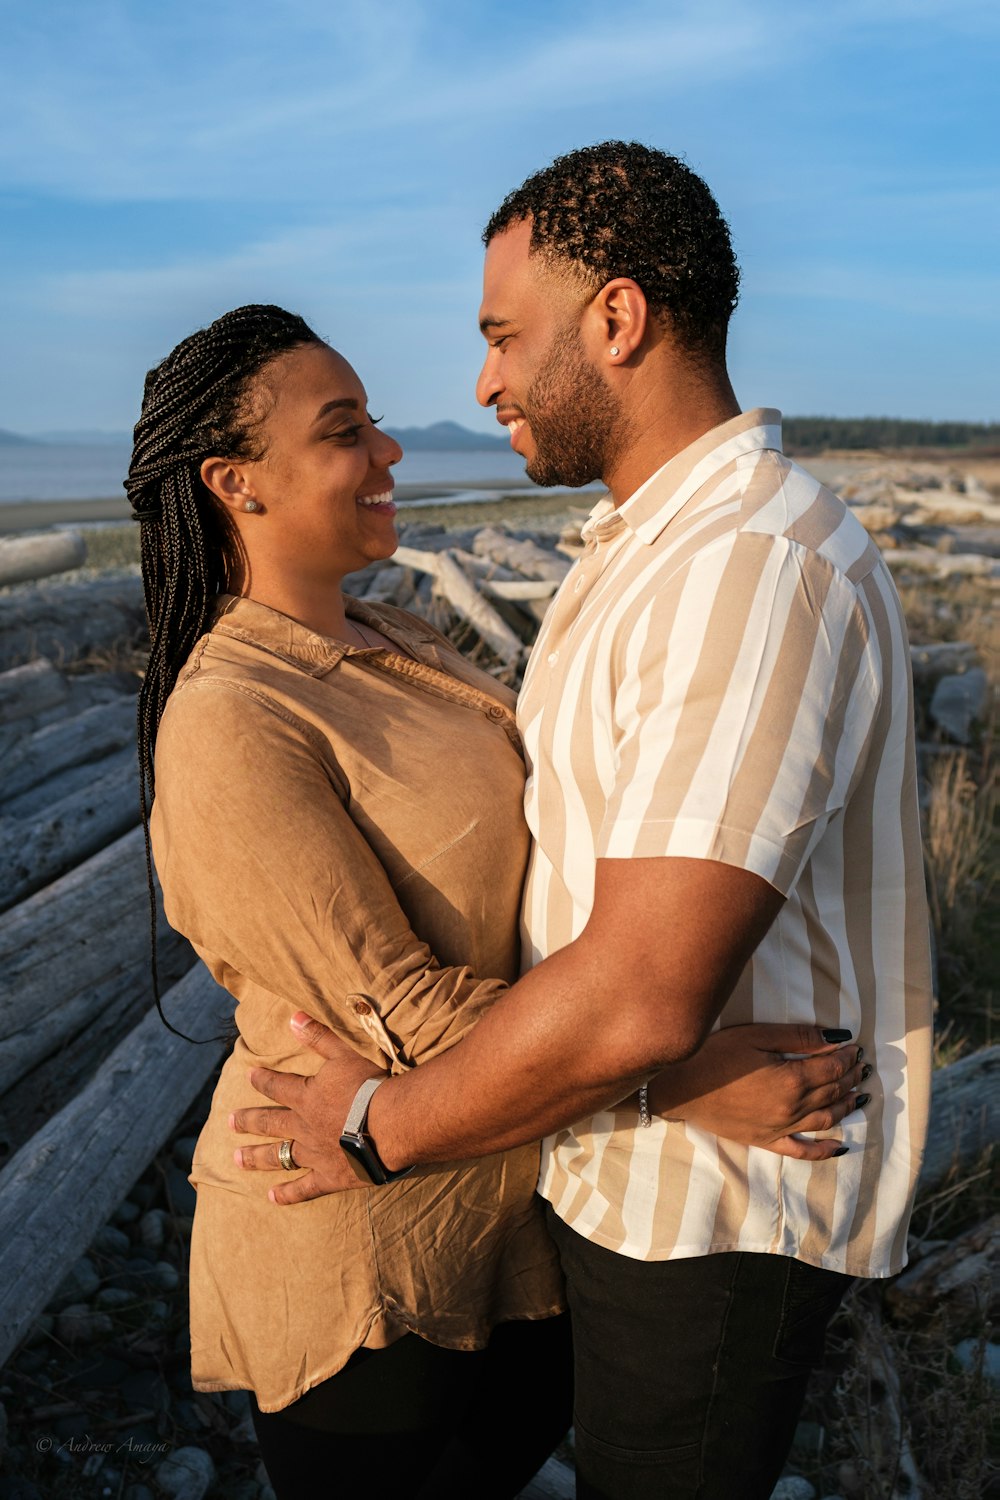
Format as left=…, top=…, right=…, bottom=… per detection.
left=278, top=1139, right=298, bottom=1171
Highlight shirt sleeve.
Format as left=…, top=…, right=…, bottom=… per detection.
left=597, top=532, right=881, bottom=895
left=151, top=679, right=511, bottom=1071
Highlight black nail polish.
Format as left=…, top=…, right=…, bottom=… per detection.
left=861, top=1064, right=873, bottom=1082
left=822, top=1028, right=852, bottom=1043
left=855, top=1093, right=871, bottom=1108
left=833, top=1146, right=850, bottom=1157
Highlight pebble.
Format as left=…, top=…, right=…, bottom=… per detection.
left=55, top=1304, right=114, bottom=1344
left=138, top=1207, right=167, bottom=1249
left=51, top=1255, right=99, bottom=1307
left=21, top=1314, right=53, bottom=1348
left=770, top=1480, right=816, bottom=1500
left=954, top=1336, right=1000, bottom=1384
left=92, top=1224, right=131, bottom=1256
left=112, top=1199, right=141, bottom=1226
left=153, top=1259, right=180, bottom=1292
left=95, top=1286, right=136, bottom=1310
left=155, top=1446, right=215, bottom=1500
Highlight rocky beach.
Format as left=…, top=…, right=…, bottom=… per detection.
left=0, top=453, right=996, bottom=1499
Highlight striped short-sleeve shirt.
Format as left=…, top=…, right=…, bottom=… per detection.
left=519, top=409, right=933, bottom=1278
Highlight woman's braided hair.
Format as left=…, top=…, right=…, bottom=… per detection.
left=124, top=304, right=321, bottom=1035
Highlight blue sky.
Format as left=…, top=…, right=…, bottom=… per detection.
left=1, top=0, right=997, bottom=436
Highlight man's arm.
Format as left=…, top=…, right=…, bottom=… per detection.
left=234, top=854, right=834, bottom=1198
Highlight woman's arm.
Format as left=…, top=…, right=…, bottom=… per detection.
left=153, top=679, right=514, bottom=1071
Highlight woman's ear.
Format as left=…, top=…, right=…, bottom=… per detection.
left=200, top=456, right=259, bottom=514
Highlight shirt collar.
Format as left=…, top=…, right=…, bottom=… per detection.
left=580, top=408, right=783, bottom=547
left=210, top=593, right=439, bottom=674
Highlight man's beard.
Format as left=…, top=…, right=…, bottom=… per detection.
left=522, top=324, right=624, bottom=488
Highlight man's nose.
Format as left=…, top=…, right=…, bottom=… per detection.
left=475, top=349, right=503, bottom=409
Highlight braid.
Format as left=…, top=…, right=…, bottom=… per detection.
left=125, top=304, right=321, bottom=1038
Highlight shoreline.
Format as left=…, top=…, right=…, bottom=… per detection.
left=0, top=479, right=573, bottom=535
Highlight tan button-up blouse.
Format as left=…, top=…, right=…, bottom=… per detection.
left=150, top=594, right=563, bottom=1412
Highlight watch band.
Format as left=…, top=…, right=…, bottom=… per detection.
left=339, top=1075, right=414, bottom=1185
left=342, top=1075, right=386, bottom=1136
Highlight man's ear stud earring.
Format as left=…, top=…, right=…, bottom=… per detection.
left=244, top=499, right=260, bottom=512
left=610, top=346, right=620, bottom=357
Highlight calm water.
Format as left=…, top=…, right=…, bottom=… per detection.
left=0, top=443, right=536, bottom=503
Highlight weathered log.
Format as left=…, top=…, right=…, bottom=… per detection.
left=881, top=548, right=999, bottom=580
left=918, top=1045, right=999, bottom=1196
left=0, top=963, right=230, bottom=1368
left=390, top=546, right=526, bottom=661
left=0, top=825, right=192, bottom=1098
left=885, top=1214, right=999, bottom=1329
left=471, top=526, right=573, bottom=582
left=432, top=552, right=526, bottom=661
left=0, top=658, right=68, bottom=726
left=0, top=574, right=146, bottom=672
left=1, top=693, right=137, bottom=805
left=0, top=745, right=140, bottom=912
left=0, top=530, right=87, bottom=588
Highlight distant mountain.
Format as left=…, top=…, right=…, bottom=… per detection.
left=0, top=428, right=36, bottom=446
left=386, top=420, right=508, bottom=452
left=0, top=420, right=508, bottom=451
left=33, top=429, right=132, bottom=446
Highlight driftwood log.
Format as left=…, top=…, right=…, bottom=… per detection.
left=0, top=658, right=69, bottom=725
left=917, top=1044, right=999, bottom=1196
left=0, top=825, right=192, bottom=1099
left=0, top=962, right=230, bottom=1368
left=908, top=640, right=980, bottom=685
left=882, top=548, right=999, bottom=581
left=0, top=573, right=146, bottom=671
left=1, top=692, right=137, bottom=805
left=391, top=545, right=527, bottom=662
left=0, top=530, right=86, bottom=588
left=0, top=744, right=140, bottom=912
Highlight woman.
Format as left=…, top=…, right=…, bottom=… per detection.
left=126, top=305, right=863, bottom=1499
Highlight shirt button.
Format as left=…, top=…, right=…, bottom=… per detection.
left=547, top=651, right=559, bottom=665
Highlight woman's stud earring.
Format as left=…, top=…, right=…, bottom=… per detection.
left=610, top=346, right=620, bottom=357
left=243, top=499, right=260, bottom=513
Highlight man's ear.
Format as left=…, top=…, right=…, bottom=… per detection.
left=200, top=456, right=259, bottom=514
left=586, top=277, right=649, bottom=364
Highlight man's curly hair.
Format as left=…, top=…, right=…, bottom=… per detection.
left=484, top=141, right=740, bottom=362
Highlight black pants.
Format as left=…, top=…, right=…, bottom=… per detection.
left=251, top=1312, right=573, bottom=1500
left=547, top=1205, right=851, bottom=1500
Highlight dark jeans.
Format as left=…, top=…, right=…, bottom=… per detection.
left=547, top=1205, right=851, bottom=1500
left=251, top=1312, right=573, bottom=1500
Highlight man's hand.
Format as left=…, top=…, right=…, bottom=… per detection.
left=650, top=1023, right=869, bottom=1160
left=231, top=1014, right=383, bottom=1204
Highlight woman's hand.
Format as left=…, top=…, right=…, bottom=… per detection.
left=649, top=1023, right=869, bottom=1160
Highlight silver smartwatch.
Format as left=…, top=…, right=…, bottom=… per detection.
left=339, top=1076, right=414, bottom=1186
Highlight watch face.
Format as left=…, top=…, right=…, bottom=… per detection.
left=339, top=1131, right=384, bottom=1185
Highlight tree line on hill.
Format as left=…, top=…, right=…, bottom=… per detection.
left=782, top=417, right=1000, bottom=452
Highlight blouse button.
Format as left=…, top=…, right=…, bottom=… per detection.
left=353, top=999, right=373, bottom=1016
left=487, top=705, right=505, bottom=720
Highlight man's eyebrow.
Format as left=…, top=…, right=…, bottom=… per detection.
left=312, top=398, right=359, bottom=423
left=479, top=314, right=513, bottom=335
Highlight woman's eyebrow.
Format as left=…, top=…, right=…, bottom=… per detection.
left=312, top=398, right=359, bottom=423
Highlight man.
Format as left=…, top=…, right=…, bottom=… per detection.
left=234, top=143, right=932, bottom=1498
